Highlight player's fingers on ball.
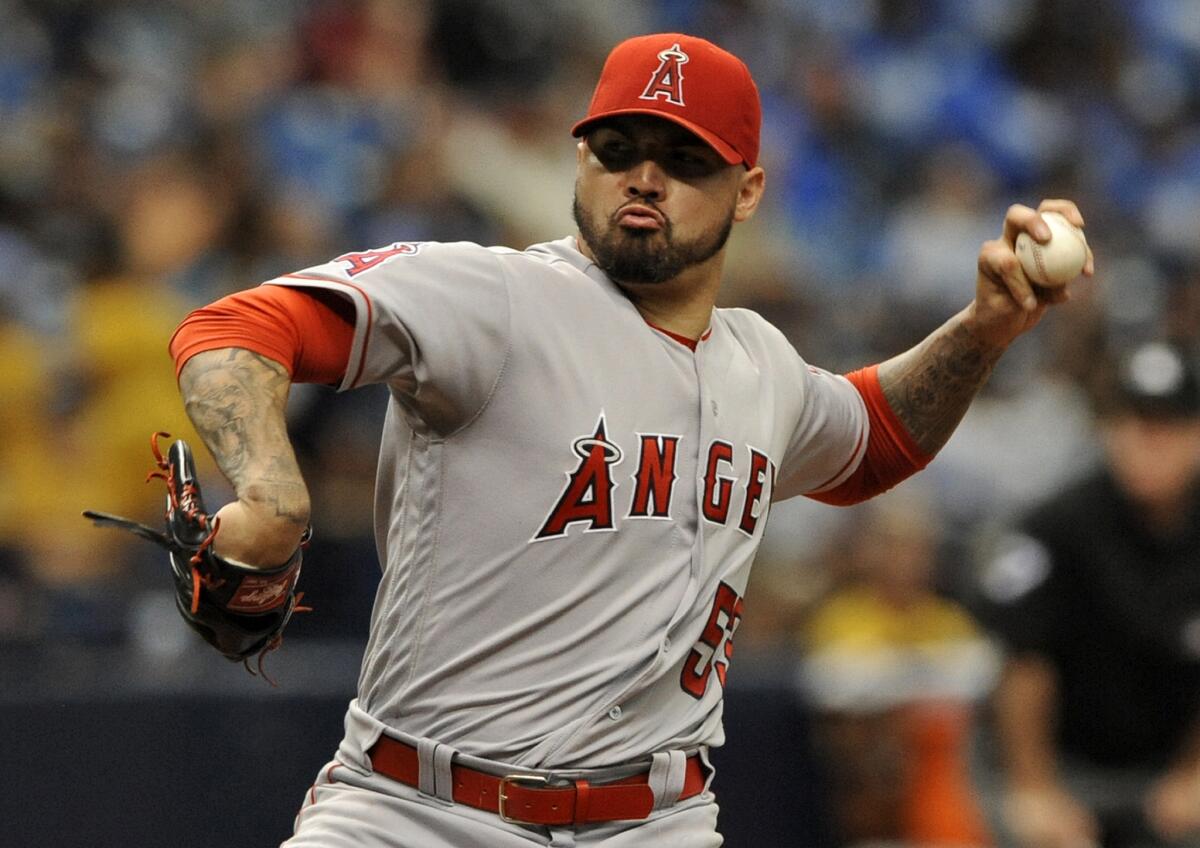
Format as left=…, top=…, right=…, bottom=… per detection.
left=1002, top=203, right=1048, bottom=246
left=980, top=239, right=1037, bottom=310
left=1037, top=198, right=1086, bottom=229
left=1038, top=198, right=1094, bottom=277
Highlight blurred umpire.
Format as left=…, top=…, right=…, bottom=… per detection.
left=976, top=340, right=1200, bottom=848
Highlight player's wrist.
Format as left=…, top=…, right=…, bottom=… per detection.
left=961, top=301, right=1024, bottom=351
left=213, top=499, right=308, bottom=568
left=237, top=478, right=311, bottom=526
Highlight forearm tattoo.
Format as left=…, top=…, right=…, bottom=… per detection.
left=877, top=316, right=1004, bottom=457
left=178, top=348, right=309, bottom=526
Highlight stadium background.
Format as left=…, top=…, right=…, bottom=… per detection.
left=1, top=0, right=1198, bottom=845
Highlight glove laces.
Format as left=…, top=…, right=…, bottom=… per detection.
left=143, top=431, right=314, bottom=686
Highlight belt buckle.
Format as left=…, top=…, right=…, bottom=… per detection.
left=497, top=773, right=551, bottom=825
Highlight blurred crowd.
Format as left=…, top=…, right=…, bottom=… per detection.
left=4, top=0, right=1200, bottom=845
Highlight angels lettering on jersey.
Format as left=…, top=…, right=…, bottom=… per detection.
left=533, top=413, right=775, bottom=541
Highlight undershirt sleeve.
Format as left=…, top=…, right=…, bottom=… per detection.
left=807, top=365, right=933, bottom=506
left=169, top=285, right=355, bottom=384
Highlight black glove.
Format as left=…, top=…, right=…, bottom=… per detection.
left=84, top=433, right=310, bottom=681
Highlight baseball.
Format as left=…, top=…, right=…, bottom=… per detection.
left=1014, top=211, right=1088, bottom=287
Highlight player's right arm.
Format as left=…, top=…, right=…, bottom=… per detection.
left=171, top=242, right=510, bottom=569
left=178, top=347, right=310, bottom=567
left=171, top=285, right=356, bottom=567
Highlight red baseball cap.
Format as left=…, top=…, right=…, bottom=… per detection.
left=571, top=33, right=762, bottom=168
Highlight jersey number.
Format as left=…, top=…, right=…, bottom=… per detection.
left=680, top=582, right=744, bottom=699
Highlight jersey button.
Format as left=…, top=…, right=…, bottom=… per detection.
left=661, top=637, right=671, bottom=652
left=607, top=705, right=622, bottom=721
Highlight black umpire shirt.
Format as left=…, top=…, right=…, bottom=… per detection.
left=977, top=470, right=1200, bottom=769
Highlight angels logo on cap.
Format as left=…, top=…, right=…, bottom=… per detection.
left=640, top=43, right=689, bottom=106
left=571, top=33, right=762, bottom=168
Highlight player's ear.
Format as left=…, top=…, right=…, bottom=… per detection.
left=733, top=166, right=765, bottom=223
left=576, top=139, right=590, bottom=165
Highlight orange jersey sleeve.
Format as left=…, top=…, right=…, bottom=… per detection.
left=808, top=364, right=932, bottom=506
left=169, top=285, right=355, bottom=385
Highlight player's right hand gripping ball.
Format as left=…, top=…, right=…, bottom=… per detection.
left=1014, top=211, right=1088, bottom=287
left=83, top=433, right=310, bottom=680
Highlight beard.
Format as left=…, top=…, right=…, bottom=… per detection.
left=573, top=189, right=734, bottom=285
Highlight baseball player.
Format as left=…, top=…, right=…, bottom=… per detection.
left=162, top=33, right=1091, bottom=847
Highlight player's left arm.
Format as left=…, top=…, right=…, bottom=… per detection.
left=877, top=198, right=1093, bottom=457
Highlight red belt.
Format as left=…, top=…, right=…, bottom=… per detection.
left=367, top=735, right=706, bottom=826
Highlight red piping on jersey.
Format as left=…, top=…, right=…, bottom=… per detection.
left=281, top=273, right=373, bottom=389
left=295, top=762, right=341, bottom=834
left=810, top=421, right=867, bottom=493
left=808, top=365, right=932, bottom=506
left=644, top=319, right=711, bottom=351
left=309, top=762, right=339, bottom=807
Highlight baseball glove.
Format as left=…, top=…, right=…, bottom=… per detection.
left=83, top=432, right=310, bottom=682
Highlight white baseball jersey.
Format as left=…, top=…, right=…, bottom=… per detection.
left=266, top=236, right=868, bottom=769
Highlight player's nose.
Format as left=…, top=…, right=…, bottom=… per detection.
left=622, top=158, right=666, bottom=200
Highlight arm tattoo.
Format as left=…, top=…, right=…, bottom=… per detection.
left=178, top=348, right=308, bottom=527
left=876, top=313, right=1004, bottom=457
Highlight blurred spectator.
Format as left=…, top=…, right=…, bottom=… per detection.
left=975, top=340, right=1200, bottom=848
left=0, top=297, right=51, bottom=641
left=801, top=488, right=1000, bottom=847
left=25, top=275, right=210, bottom=632
left=879, top=144, right=1002, bottom=311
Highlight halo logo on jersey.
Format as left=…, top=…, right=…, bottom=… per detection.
left=639, top=43, right=689, bottom=106
left=336, top=243, right=419, bottom=276
left=534, top=414, right=624, bottom=540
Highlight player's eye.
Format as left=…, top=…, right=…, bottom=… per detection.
left=665, top=149, right=721, bottom=178
left=594, top=139, right=638, bottom=171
